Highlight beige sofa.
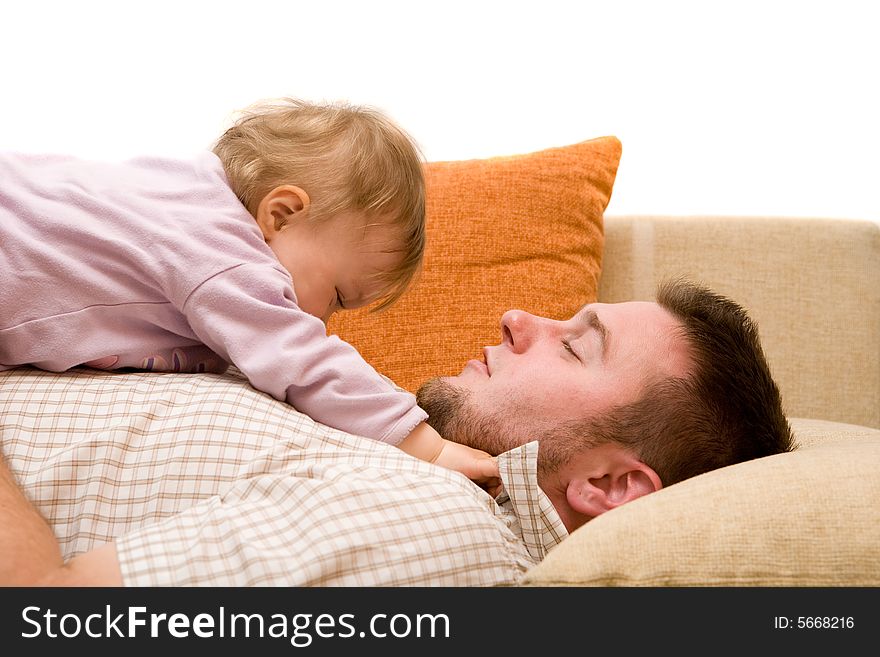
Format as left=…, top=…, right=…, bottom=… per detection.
left=523, top=214, right=880, bottom=586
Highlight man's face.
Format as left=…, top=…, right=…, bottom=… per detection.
left=417, top=301, right=692, bottom=455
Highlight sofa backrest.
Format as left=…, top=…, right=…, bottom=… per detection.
left=598, top=215, right=879, bottom=428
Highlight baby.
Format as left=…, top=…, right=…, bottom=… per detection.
left=0, top=98, right=497, bottom=485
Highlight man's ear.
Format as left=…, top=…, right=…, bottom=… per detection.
left=255, top=185, right=311, bottom=239
left=565, top=454, right=662, bottom=519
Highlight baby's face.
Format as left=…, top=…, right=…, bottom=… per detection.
left=266, top=211, right=401, bottom=324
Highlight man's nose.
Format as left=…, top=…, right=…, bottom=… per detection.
left=500, top=309, right=541, bottom=353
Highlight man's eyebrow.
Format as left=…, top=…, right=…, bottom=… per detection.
left=575, top=306, right=609, bottom=360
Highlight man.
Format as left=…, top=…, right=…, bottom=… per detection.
left=0, top=279, right=794, bottom=586
left=417, top=278, right=796, bottom=520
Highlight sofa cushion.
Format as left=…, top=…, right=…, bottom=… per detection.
left=329, top=137, right=621, bottom=393
left=522, top=418, right=880, bottom=586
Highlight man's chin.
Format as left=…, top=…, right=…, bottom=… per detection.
left=415, top=377, right=467, bottom=437
left=416, top=376, right=512, bottom=456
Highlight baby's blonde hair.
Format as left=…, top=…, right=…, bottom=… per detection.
left=213, top=98, right=426, bottom=310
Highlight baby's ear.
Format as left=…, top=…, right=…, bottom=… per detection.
left=255, top=185, right=310, bottom=238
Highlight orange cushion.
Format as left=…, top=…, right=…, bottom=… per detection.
left=328, top=136, right=622, bottom=393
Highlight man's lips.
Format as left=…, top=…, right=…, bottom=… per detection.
left=466, top=359, right=489, bottom=375
left=464, top=348, right=493, bottom=376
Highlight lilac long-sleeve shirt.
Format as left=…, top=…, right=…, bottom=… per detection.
left=0, top=151, right=426, bottom=445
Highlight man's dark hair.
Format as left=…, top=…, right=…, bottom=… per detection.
left=583, top=278, right=796, bottom=486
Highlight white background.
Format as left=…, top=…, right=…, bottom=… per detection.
left=2, top=0, right=877, bottom=221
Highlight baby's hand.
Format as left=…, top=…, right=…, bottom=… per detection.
left=433, top=440, right=502, bottom=497
left=398, top=422, right=502, bottom=496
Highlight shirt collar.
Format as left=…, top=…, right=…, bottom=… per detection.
left=495, top=441, right=569, bottom=561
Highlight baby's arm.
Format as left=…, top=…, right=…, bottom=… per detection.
left=398, top=423, right=500, bottom=494
left=183, top=265, right=426, bottom=444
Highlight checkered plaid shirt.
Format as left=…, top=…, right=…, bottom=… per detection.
left=1, top=368, right=569, bottom=586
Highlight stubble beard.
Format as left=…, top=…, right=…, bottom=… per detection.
left=416, top=377, right=513, bottom=456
